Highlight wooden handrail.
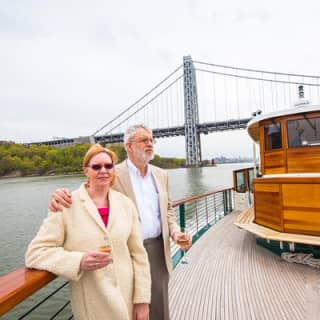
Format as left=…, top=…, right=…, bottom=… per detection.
left=0, top=267, right=56, bottom=316
left=172, top=187, right=232, bottom=207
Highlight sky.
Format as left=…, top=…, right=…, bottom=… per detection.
left=1, top=0, right=320, bottom=159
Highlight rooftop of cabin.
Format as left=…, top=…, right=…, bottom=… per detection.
left=247, top=104, right=320, bottom=144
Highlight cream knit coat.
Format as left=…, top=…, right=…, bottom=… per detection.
left=25, top=184, right=151, bottom=320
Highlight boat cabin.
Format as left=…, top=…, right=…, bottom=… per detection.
left=247, top=105, right=320, bottom=236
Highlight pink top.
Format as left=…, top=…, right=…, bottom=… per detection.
left=98, top=207, right=110, bottom=227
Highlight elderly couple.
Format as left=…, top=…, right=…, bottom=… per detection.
left=26, top=124, right=192, bottom=320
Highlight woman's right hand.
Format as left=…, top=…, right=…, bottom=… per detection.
left=80, top=251, right=113, bottom=271
left=49, top=188, right=72, bottom=212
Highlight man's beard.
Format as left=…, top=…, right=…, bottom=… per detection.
left=132, top=147, right=154, bottom=164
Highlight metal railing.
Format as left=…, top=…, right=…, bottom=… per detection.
left=0, top=187, right=233, bottom=319
left=171, top=187, right=233, bottom=266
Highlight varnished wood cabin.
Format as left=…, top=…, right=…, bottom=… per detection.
left=247, top=103, right=320, bottom=237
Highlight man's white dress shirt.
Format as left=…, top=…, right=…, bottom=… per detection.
left=127, top=159, right=161, bottom=240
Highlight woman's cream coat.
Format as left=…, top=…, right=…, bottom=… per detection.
left=25, top=184, right=151, bottom=320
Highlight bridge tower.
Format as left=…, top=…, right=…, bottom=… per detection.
left=183, top=55, right=202, bottom=166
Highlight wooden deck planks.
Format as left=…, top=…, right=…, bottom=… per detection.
left=169, top=211, right=320, bottom=320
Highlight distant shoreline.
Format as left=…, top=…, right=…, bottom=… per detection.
left=0, top=171, right=84, bottom=180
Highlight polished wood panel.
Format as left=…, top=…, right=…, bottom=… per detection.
left=254, top=183, right=279, bottom=193
left=253, top=178, right=320, bottom=236
left=282, top=184, right=320, bottom=208
left=263, top=167, right=285, bottom=176
left=282, top=184, right=320, bottom=236
left=264, top=167, right=286, bottom=174
left=254, top=188, right=282, bottom=231
left=287, top=147, right=320, bottom=173
left=263, top=150, right=286, bottom=173
left=0, top=268, right=56, bottom=316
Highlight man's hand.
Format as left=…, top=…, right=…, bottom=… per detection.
left=171, top=231, right=192, bottom=251
left=49, top=188, right=72, bottom=212
left=133, top=303, right=149, bottom=320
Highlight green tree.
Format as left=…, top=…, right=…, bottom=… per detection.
left=109, top=144, right=127, bottom=163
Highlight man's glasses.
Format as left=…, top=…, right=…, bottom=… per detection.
left=132, top=137, right=156, bottom=145
left=87, top=163, right=114, bottom=171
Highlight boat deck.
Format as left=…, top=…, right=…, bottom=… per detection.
left=169, top=211, right=320, bottom=320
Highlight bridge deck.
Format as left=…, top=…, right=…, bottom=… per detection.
left=169, top=211, right=320, bottom=320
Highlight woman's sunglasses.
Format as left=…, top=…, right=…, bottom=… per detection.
left=87, top=163, right=114, bottom=171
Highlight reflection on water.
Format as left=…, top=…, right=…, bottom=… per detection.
left=168, top=164, right=250, bottom=199
left=186, top=168, right=206, bottom=195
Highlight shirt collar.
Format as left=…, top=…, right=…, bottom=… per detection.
left=126, top=158, right=151, bottom=177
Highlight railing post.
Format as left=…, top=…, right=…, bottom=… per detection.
left=205, top=197, right=209, bottom=226
left=213, top=194, right=217, bottom=222
left=228, top=189, right=233, bottom=213
left=179, top=204, right=186, bottom=231
left=195, top=200, right=199, bottom=233
left=223, top=191, right=227, bottom=216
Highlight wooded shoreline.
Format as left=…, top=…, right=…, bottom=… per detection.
left=0, top=142, right=185, bottom=177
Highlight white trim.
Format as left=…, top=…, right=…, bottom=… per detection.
left=247, top=104, right=320, bottom=142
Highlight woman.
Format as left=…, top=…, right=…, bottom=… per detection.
left=26, top=144, right=151, bottom=320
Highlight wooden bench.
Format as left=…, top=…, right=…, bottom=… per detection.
left=234, top=207, right=254, bottom=225
left=235, top=208, right=320, bottom=246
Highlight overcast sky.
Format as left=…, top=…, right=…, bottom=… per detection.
left=1, top=0, right=319, bottom=158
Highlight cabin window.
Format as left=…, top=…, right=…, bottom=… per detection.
left=287, top=117, right=320, bottom=147
left=234, top=167, right=256, bottom=193
left=264, top=123, right=282, bottom=150
left=235, top=171, right=246, bottom=193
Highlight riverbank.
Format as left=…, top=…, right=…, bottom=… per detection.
left=0, top=171, right=84, bottom=179
left=0, top=142, right=187, bottom=177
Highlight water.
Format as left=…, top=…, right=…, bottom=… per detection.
left=0, top=163, right=251, bottom=319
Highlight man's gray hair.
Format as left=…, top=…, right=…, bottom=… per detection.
left=123, top=124, right=152, bottom=144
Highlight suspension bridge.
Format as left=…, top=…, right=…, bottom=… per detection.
left=31, top=56, right=320, bottom=166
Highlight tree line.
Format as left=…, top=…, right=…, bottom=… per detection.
left=0, top=142, right=185, bottom=177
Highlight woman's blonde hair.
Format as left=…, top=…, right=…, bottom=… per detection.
left=83, top=144, right=117, bottom=186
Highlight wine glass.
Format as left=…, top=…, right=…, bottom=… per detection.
left=99, top=237, right=112, bottom=258
left=177, top=229, right=190, bottom=264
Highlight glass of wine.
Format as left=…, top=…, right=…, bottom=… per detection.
left=99, top=237, right=112, bottom=258
left=177, top=229, right=190, bottom=264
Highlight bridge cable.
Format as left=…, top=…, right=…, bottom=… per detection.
left=195, top=68, right=320, bottom=87
left=212, top=72, right=217, bottom=124
left=270, top=76, right=275, bottom=111
left=193, top=60, right=320, bottom=79
left=102, top=75, right=183, bottom=136
left=235, top=70, right=240, bottom=122
left=91, top=64, right=182, bottom=137
left=224, top=74, right=229, bottom=122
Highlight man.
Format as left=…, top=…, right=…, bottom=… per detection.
left=49, top=124, right=192, bottom=320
